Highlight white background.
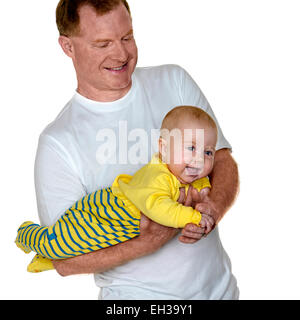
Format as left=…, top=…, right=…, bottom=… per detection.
left=1, top=0, right=299, bottom=300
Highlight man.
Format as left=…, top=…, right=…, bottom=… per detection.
left=35, top=0, right=239, bottom=299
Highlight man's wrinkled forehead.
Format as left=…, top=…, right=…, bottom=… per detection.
left=75, top=3, right=130, bottom=36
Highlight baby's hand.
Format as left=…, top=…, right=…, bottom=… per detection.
left=199, top=213, right=215, bottom=235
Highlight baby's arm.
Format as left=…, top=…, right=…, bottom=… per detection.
left=145, top=194, right=202, bottom=228
left=129, top=175, right=203, bottom=228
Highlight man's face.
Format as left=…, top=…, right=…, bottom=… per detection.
left=62, top=4, right=138, bottom=101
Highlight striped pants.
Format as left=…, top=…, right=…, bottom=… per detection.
left=16, top=187, right=140, bottom=270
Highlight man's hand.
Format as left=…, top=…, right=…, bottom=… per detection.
left=138, top=213, right=179, bottom=252
left=177, top=186, right=215, bottom=244
left=182, top=149, right=239, bottom=232
left=195, top=199, right=220, bottom=227
left=185, top=185, right=219, bottom=230
left=205, top=149, right=239, bottom=224
left=200, top=213, right=215, bottom=234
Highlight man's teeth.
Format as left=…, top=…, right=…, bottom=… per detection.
left=111, top=66, right=123, bottom=70
left=108, top=64, right=126, bottom=71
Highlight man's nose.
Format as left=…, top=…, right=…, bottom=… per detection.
left=111, top=41, right=128, bottom=62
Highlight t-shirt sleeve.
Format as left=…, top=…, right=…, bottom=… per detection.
left=178, top=66, right=232, bottom=151
left=34, top=134, right=86, bottom=226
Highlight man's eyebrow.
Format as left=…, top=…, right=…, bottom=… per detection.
left=123, top=29, right=134, bottom=37
left=92, top=38, right=111, bottom=44
left=92, top=29, right=133, bottom=43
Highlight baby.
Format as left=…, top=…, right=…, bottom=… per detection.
left=16, top=106, right=217, bottom=272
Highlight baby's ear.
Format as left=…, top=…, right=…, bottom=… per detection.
left=159, top=137, right=168, bottom=162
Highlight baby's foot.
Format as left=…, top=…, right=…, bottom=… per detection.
left=27, top=254, right=54, bottom=273
left=15, top=221, right=35, bottom=253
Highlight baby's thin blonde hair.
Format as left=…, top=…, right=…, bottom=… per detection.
left=161, top=105, right=217, bottom=134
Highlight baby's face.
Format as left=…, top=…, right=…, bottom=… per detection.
left=160, top=120, right=217, bottom=184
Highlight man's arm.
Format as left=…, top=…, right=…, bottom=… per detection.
left=195, top=148, right=239, bottom=224
left=53, top=188, right=206, bottom=276
left=36, top=135, right=205, bottom=276
left=53, top=214, right=177, bottom=276
left=35, top=136, right=178, bottom=276
left=179, top=149, right=239, bottom=243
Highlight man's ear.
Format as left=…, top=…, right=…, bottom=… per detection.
left=58, top=36, right=74, bottom=58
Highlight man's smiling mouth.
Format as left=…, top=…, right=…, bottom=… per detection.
left=105, top=62, right=128, bottom=72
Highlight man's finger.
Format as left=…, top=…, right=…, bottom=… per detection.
left=177, top=188, right=185, bottom=204
left=196, top=203, right=211, bottom=215
left=184, top=223, right=205, bottom=233
left=178, top=236, right=199, bottom=244
left=191, top=187, right=202, bottom=203
left=181, top=223, right=205, bottom=236
left=179, top=223, right=208, bottom=243
left=206, top=214, right=215, bottom=226
left=180, top=230, right=204, bottom=239
left=184, top=186, right=193, bottom=206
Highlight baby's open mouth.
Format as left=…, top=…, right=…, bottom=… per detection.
left=185, top=166, right=202, bottom=175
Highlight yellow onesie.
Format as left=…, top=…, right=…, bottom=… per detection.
left=16, top=154, right=211, bottom=272
left=113, top=153, right=210, bottom=228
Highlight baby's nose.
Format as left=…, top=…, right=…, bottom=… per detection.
left=191, top=155, right=204, bottom=168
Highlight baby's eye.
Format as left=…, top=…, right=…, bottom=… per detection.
left=186, top=146, right=195, bottom=151
left=205, top=150, right=213, bottom=156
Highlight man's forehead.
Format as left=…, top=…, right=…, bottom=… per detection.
left=77, top=4, right=132, bottom=37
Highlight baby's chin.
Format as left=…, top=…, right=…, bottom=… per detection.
left=179, top=167, right=206, bottom=183
left=177, top=174, right=201, bottom=185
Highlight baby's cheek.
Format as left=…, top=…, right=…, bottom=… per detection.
left=205, top=159, right=214, bottom=173
left=182, top=150, right=193, bottom=164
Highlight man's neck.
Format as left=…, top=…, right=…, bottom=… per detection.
left=76, top=83, right=132, bottom=102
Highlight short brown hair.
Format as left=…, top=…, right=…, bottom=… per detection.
left=56, top=0, right=131, bottom=36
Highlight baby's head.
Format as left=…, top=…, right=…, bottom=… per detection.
left=159, top=106, right=218, bottom=184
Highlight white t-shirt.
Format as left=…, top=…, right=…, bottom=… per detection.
left=35, top=64, right=239, bottom=300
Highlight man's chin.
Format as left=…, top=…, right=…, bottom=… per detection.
left=109, top=77, right=132, bottom=91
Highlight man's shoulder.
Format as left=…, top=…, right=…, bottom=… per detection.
left=135, top=64, right=185, bottom=80
left=38, top=98, right=74, bottom=146
left=133, top=64, right=188, bottom=96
